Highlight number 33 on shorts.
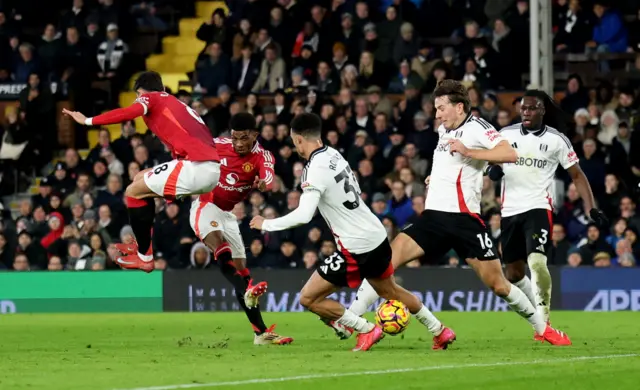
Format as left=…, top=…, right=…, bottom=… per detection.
left=319, top=253, right=346, bottom=274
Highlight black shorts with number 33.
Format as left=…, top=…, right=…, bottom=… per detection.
left=317, top=239, right=394, bottom=288
left=500, top=209, right=553, bottom=263
left=403, top=209, right=497, bottom=262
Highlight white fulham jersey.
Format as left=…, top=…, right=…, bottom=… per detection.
left=500, top=124, right=579, bottom=217
left=301, top=146, right=387, bottom=254
left=426, top=114, right=504, bottom=214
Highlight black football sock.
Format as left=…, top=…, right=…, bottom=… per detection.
left=125, top=196, right=155, bottom=257
left=215, top=243, right=268, bottom=335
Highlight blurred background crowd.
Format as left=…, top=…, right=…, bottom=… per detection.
left=1, top=0, right=640, bottom=272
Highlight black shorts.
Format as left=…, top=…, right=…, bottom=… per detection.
left=500, top=208, right=553, bottom=264
left=403, top=209, right=497, bottom=261
left=317, top=239, right=394, bottom=288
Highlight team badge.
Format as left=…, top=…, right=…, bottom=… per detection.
left=242, top=162, right=253, bottom=172
left=211, top=221, right=219, bottom=227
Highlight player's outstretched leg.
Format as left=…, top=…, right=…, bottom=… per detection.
left=505, top=259, right=549, bottom=341
left=468, top=258, right=570, bottom=346
left=345, top=233, right=455, bottom=349
left=116, top=170, right=158, bottom=272
left=203, top=233, right=292, bottom=345
left=527, top=252, right=552, bottom=323
left=367, top=276, right=456, bottom=350
left=300, top=271, right=384, bottom=352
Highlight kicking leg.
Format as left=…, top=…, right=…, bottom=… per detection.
left=300, top=271, right=383, bottom=351
left=467, top=258, right=570, bottom=345
left=527, top=252, right=552, bottom=323
left=350, top=233, right=426, bottom=316
left=368, top=275, right=455, bottom=350
left=505, top=260, right=537, bottom=307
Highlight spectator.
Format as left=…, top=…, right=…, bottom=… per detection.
left=392, top=22, right=419, bottom=67
left=331, top=42, right=351, bottom=76
left=357, top=50, right=388, bottom=89
left=131, top=1, right=168, bottom=32
left=587, top=1, right=628, bottom=72
left=315, top=61, right=339, bottom=95
left=13, top=43, right=39, bottom=83
left=387, top=180, right=413, bottom=227
left=550, top=223, right=571, bottom=265
left=231, top=43, right=261, bottom=95
left=232, top=19, right=257, bottom=60
left=189, top=242, right=212, bottom=269
left=96, top=24, right=128, bottom=106
left=579, top=139, right=605, bottom=197
left=196, top=8, right=229, bottom=57
left=411, top=41, right=439, bottom=82
left=578, top=223, right=614, bottom=265
left=606, top=217, right=628, bottom=249
left=252, top=43, right=286, bottom=93
left=38, top=24, right=62, bottom=79
left=40, top=211, right=64, bottom=250
left=560, top=74, right=589, bottom=115
left=377, top=6, right=401, bottom=61
left=196, top=42, right=231, bottom=97
left=598, top=109, right=619, bottom=145
left=59, top=0, right=90, bottom=32
left=555, top=0, right=592, bottom=54
left=388, top=59, right=423, bottom=93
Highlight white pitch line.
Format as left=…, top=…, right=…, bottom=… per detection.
left=116, top=354, right=639, bottom=390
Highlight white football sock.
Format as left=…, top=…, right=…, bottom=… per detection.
left=513, top=276, right=536, bottom=306
left=528, top=252, right=552, bottom=323
left=349, top=279, right=380, bottom=317
left=504, top=284, right=546, bottom=335
left=337, top=309, right=375, bottom=333
left=415, top=305, right=443, bottom=336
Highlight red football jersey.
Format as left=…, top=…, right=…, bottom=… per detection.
left=199, top=138, right=274, bottom=211
left=90, top=91, right=219, bottom=162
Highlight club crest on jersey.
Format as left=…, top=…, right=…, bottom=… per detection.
left=210, top=221, right=219, bottom=227
left=242, top=162, right=254, bottom=172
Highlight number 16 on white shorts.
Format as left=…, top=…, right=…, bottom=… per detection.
left=189, top=199, right=247, bottom=259
left=144, top=160, right=220, bottom=198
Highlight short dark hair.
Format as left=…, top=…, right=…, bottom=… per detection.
left=133, top=71, right=164, bottom=92
left=230, top=112, right=257, bottom=131
left=290, top=113, right=322, bottom=139
left=433, top=79, right=470, bottom=113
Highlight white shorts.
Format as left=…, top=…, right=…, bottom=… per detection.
left=144, top=160, right=220, bottom=198
left=189, top=199, right=246, bottom=259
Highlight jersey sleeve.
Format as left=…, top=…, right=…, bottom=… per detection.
left=88, top=103, right=145, bottom=126
left=134, top=93, right=156, bottom=115
left=473, top=125, right=504, bottom=149
left=258, top=150, right=275, bottom=190
left=300, top=163, right=328, bottom=195
left=556, top=137, right=579, bottom=169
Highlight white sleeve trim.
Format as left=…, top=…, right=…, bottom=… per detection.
left=84, top=117, right=93, bottom=126
left=137, top=101, right=149, bottom=115
left=262, top=191, right=320, bottom=231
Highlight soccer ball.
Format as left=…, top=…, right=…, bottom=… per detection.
left=375, top=300, right=410, bottom=335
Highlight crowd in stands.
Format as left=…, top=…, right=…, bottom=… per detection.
left=1, top=0, right=640, bottom=272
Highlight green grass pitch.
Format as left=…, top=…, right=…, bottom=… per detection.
left=1, top=312, right=639, bottom=389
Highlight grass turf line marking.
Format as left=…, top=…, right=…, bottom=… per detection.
left=117, top=353, right=639, bottom=390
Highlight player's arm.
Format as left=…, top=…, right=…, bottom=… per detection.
left=567, top=165, right=595, bottom=213
left=253, top=191, right=321, bottom=231
left=466, top=140, right=517, bottom=163
left=559, top=142, right=607, bottom=225
left=449, top=126, right=517, bottom=163
left=255, top=150, right=275, bottom=192
left=62, top=103, right=145, bottom=126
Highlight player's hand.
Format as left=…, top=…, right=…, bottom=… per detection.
left=424, top=176, right=430, bottom=188
left=589, top=208, right=609, bottom=227
left=62, top=108, right=87, bottom=125
left=253, top=176, right=267, bottom=192
left=448, top=139, right=469, bottom=157
left=250, top=216, right=265, bottom=230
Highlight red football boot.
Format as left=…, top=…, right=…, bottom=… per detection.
left=540, top=325, right=572, bottom=346
left=115, top=241, right=138, bottom=256
left=534, top=321, right=551, bottom=342
left=352, top=325, right=384, bottom=352
left=432, top=326, right=457, bottom=350
left=116, top=253, right=155, bottom=273
left=244, top=280, right=268, bottom=308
